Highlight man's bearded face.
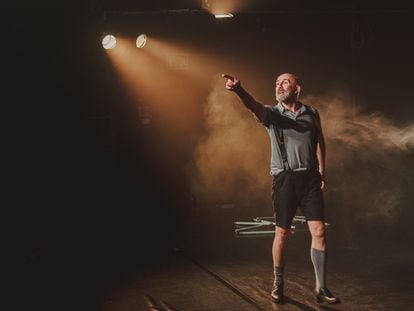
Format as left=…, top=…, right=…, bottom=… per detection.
left=276, top=89, right=295, bottom=102
left=275, top=74, right=298, bottom=102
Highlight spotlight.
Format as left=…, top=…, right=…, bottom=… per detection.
left=202, top=0, right=235, bottom=17
left=214, top=13, right=234, bottom=18
left=102, top=34, right=116, bottom=49
left=136, top=34, right=147, bottom=48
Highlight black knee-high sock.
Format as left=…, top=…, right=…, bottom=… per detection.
left=274, top=266, right=284, bottom=286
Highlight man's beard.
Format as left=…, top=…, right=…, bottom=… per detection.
left=276, top=90, right=297, bottom=102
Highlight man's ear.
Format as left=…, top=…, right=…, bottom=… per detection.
left=295, top=84, right=301, bottom=98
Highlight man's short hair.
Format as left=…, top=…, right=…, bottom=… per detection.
left=276, top=73, right=301, bottom=86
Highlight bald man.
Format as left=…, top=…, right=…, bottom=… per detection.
left=223, top=73, right=339, bottom=305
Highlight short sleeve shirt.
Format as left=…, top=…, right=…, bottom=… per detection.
left=261, top=102, right=321, bottom=176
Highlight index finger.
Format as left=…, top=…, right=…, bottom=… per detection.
left=221, top=74, right=234, bottom=81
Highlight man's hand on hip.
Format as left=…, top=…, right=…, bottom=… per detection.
left=320, top=174, right=327, bottom=191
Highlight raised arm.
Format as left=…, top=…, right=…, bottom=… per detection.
left=222, top=74, right=268, bottom=123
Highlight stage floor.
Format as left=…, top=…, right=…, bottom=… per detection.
left=95, top=223, right=414, bottom=311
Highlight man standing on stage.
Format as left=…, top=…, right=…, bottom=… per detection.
left=222, top=73, right=340, bottom=304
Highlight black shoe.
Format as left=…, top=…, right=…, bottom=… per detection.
left=271, top=283, right=285, bottom=304
left=316, top=287, right=340, bottom=304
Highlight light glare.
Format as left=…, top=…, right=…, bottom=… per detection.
left=102, top=34, right=116, bottom=49
left=214, top=13, right=234, bottom=18
left=136, top=34, right=147, bottom=48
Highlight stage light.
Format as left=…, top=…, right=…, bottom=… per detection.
left=136, top=34, right=147, bottom=48
left=214, top=13, right=234, bottom=18
left=102, top=34, right=117, bottom=49
left=202, top=0, right=236, bottom=17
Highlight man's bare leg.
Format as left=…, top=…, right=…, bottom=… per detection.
left=271, top=226, right=290, bottom=303
left=272, top=225, right=290, bottom=266
left=308, top=220, right=339, bottom=304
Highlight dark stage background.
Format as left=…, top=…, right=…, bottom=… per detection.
left=5, top=1, right=414, bottom=310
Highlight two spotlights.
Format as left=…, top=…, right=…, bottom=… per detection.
left=102, top=34, right=148, bottom=50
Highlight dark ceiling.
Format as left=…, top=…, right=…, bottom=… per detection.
left=99, top=0, right=409, bottom=12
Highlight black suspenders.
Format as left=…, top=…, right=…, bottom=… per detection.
left=273, top=110, right=291, bottom=171
left=273, top=105, right=317, bottom=172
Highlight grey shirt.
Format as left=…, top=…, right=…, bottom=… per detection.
left=261, top=102, right=321, bottom=176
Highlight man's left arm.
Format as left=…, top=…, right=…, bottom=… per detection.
left=315, top=110, right=326, bottom=190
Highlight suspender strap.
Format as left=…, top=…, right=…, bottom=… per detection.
left=274, top=123, right=291, bottom=171
left=272, top=104, right=318, bottom=172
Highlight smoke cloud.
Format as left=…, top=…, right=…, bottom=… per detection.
left=191, top=77, right=414, bottom=238
left=191, top=75, right=271, bottom=214
left=305, top=90, right=414, bottom=239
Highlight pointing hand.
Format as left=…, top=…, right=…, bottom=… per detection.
left=222, top=74, right=241, bottom=91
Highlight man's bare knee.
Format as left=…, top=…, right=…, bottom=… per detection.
left=308, top=222, right=325, bottom=238
left=313, top=226, right=325, bottom=239
left=309, top=223, right=326, bottom=250
left=275, top=226, right=290, bottom=242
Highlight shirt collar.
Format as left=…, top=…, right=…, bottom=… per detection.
left=275, top=102, right=306, bottom=114
left=275, top=102, right=285, bottom=113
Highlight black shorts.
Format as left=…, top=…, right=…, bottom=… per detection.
left=271, top=170, right=324, bottom=229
